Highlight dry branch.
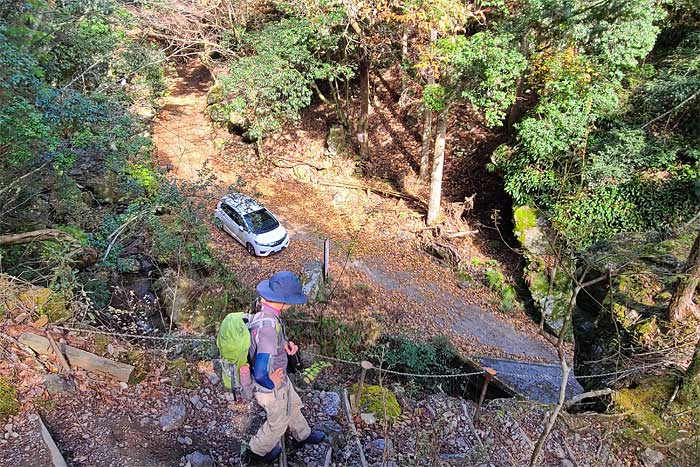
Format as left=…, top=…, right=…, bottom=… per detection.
left=319, top=181, right=421, bottom=202
left=0, top=229, right=78, bottom=246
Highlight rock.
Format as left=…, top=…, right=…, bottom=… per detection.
left=43, top=374, right=75, bottom=395
left=292, top=164, right=313, bottom=182
left=319, top=391, right=341, bottom=418
left=153, top=269, right=195, bottom=325
left=134, top=105, right=155, bottom=121
left=360, top=413, right=377, bottom=425
left=178, top=436, right=193, bottom=446
left=513, top=205, right=573, bottom=336
left=352, top=385, right=401, bottom=421
left=190, top=395, right=204, bottom=410
left=159, top=403, right=187, bottom=432
left=560, top=460, right=574, bottom=467
left=326, top=125, right=348, bottom=158
left=207, top=372, right=220, bottom=386
left=365, top=439, right=393, bottom=459
left=301, top=261, right=324, bottom=303
left=639, top=448, right=665, bottom=466
left=184, top=451, right=214, bottom=467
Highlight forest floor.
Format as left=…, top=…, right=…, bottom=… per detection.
left=0, top=322, right=635, bottom=467
left=152, top=62, right=559, bottom=366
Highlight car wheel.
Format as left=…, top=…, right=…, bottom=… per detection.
left=246, top=243, right=257, bottom=256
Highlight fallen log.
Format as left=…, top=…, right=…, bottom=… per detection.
left=19, top=332, right=134, bottom=383
left=0, top=229, right=78, bottom=246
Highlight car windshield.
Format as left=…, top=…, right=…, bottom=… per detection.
left=244, top=209, right=279, bottom=234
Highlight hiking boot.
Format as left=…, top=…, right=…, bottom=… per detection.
left=301, top=430, right=326, bottom=445
left=246, top=444, right=282, bottom=464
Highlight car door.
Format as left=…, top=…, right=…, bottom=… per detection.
left=224, top=204, right=249, bottom=245
left=219, top=204, right=243, bottom=244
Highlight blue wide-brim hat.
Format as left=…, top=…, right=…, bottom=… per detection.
left=256, top=271, right=308, bottom=305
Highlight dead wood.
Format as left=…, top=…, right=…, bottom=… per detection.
left=0, top=229, right=78, bottom=246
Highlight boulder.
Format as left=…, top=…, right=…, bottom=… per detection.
left=301, top=261, right=325, bottom=303
left=153, top=269, right=195, bottom=325
left=43, top=374, right=75, bottom=395
left=184, top=451, right=214, bottom=467
left=351, top=385, right=401, bottom=422
left=159, top=403, right=187, bottom=432
left=319, top=391, right=341, bottom=418
left=513, top=206, right=574, bottom=336
left=639, top=447, right=665, bottom=466
left=326, top=125, right=348, bottom=158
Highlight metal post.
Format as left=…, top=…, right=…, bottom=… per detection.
left=473, top=367, right=497, bottom=421
left=353, top=360, right=373, bottom=415
left=323, top=238, right=330, bottom=281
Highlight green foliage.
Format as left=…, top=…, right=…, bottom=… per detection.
left=493, top=0, right=698, bottom=249
left=214, top=12, right=352, bottom=140
left=438, top=31, right=526, bottom=126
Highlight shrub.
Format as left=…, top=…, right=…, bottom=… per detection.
left=0, top=378, right=20, bottom=421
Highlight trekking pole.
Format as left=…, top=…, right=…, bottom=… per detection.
left=473, top=367, right=496, bottom=422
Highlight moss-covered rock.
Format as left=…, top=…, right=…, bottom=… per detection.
left=165, top=358, right=200, bottom=389
left=0, top=378, right=20, bottom=421
left=351, top=384, right=401, bottom=422
left=207, top=82, right=226, bottom=105
left=513, top=206, right=575, bottom=335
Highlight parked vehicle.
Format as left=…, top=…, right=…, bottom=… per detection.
left=214, top=193, right=289, bottom=256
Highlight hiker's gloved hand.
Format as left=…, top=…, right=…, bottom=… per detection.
left=285, top=341, right=298, bottom=356
left=270, top=368, right=285, bottom=388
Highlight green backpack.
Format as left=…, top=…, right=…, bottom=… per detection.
left=216, top=312, right=252, bottom=392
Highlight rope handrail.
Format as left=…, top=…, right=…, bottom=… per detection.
left=50, top=324, right=672, bottom=382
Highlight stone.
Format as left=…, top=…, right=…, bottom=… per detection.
left=190, top=395, right=204, bottom=410
left=134, top=105, right=155, bottom=121
left=319, top=391, right=341, bottom=418
left=293, top=165, right=312, bottom=182
left=326, top=125, right=348, bottom=158
left=184, top=451, right=214, bottom=467
left=178, top=436, right=193, bottom=446
left=365, top=439, right=393, bottom=459
left=153, top=269, right=195, bottom=325
left=301, top=261, right=324, bottom=303
left=560, top=460, right=574, bottom=467
left=159, top=403, right=187, bottom=432
left=639, top=448, right=665, bottom=466
left=43, top=374, right=75, bottom=395
left=360, top=413, right=377, bottom=425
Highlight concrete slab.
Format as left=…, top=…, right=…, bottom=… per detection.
left=475, top=355, right=584, bottom=404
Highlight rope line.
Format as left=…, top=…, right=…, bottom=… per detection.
left=51, top=325, right=672, bottom=382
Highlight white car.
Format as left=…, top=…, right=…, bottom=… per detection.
left=214, top=193, right=289, bottom=256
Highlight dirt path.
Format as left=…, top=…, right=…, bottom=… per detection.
left=154, top=63, right=559, bottom=368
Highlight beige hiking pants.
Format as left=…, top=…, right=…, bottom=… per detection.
left=249, top=380, right=311, bottom=455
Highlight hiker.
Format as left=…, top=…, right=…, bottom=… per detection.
left=246, top=271, right=326, bottom=463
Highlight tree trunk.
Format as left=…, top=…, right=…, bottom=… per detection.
left=400, top=27, right=408, bottom=94
left=683, top=338, right=700, bottom=392
left=507, top=34, right=529, bottom=131
left=426, top=109, right=448, bottom=225
left=419, top=108, right=433, bottom=182
left=357, top=48, right=370, bottom=160
left=669, top=230, right=700, bottom=322
left=418, top=28, right=437, bottom=182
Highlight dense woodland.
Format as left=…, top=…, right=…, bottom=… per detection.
left=1, top=0, right=700, bottom=466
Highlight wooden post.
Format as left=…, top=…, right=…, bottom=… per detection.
left=473, top=367, right=497, bottom=421
left=39, top=416, right=68, bottom=467
left=353, top=360, right=372, bottom=415
left=46, top=332, right=72, bottom=375
left=323, top=238, right=330, bottom=281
